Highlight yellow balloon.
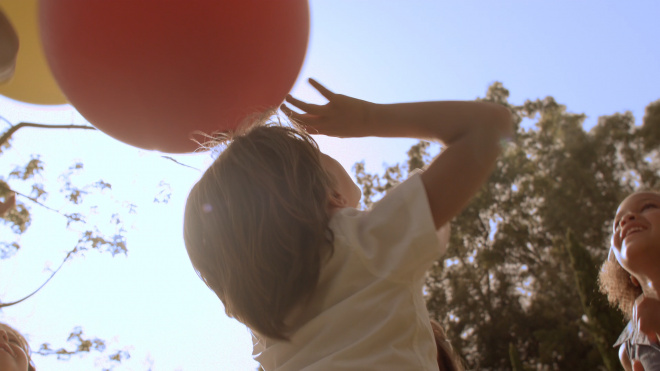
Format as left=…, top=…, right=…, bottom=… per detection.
left=0, top=0, right=66, bottom=105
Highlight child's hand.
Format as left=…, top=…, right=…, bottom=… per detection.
left=285, top=79, right=512, bottom=229
left=281, top=78, right=374, bottom=138
left=632, top=360, right=645, bottom=371
left=633, top=295, right=660, bottom=345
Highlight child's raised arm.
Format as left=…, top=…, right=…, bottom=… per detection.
left=283, top=79, right=513, bottom=229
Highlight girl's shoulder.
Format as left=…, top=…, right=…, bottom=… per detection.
left=615, top=320, right=660, bottom=348
left=614, top=321, right=635, bottom=347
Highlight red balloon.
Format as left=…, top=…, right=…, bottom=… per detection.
left=39, top=0, right=309, bottom=153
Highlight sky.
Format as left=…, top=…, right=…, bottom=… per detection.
left=1, top=1, right=659, bottom=370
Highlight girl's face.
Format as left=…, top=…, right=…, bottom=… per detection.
left=611, top=191, right=660, bottom=275
left=0, top=325, right=29, bottom=371
left=320, top=153, right=361, bottom=209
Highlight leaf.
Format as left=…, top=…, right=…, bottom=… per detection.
left=0, top=241, right=20, bottom=259
left=153, top=180, right=172, bottom=204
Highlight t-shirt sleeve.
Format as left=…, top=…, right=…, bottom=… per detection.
left=613, top=321, right=633, bottom=347
left=333, top=170, right=450, bottom=282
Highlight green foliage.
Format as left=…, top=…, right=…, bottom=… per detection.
left=0, top=241, right=19, bottom=259
left=353, top=161, right=403, bottom=209
left=1, top=158, right=130, bottom=258
left=407, top=140, right=431, bottom=172
left=355, top=83, right=659, bottom=369
left=9, top=156, right=44, bottom=180
left=153, top=180, right=172, bottom=204
left=509, top=342, right=524, bottom=371
left=74, top=229, right=128, bottom=257
left=0, top=123, right=139, bottom=367
left=1, top=119, right=181, bottom=368
left=564, top=230, right=622, bottom=370
left=36, top=327, right=131, bottom=370
left=640, top=99, right=660, bottom=152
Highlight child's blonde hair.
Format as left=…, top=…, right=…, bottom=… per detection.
left=183, top=122, right=336, bottom=340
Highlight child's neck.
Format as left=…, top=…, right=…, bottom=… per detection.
left=638, top=274, right=660, bottom=300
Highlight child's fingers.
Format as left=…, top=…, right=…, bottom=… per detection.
left=280, top=104, right=335, bottom=136
left=280, top=104, right=321, bottom=127
left=280, top=104, right=306, bottom=121
left=281, top=103, right=311, bottom=120
left=280, top=103, right=295, bottom=116
left=308, top=78, right=336, bottom=101
left=285, top=94, right=325, bottom=115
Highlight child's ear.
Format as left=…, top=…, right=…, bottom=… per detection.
left=328, top=190, right=347, bottom=209
left=630, top=275, right=641, bottom=287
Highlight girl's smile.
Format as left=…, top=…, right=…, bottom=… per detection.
left=621, top=224, right=646, bottom=241
left=613, top=192, right=660, bottom=252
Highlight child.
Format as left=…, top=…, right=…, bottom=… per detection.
left=599, top=191, right=660, bottom=370
left=0, top=322, right=36, bottom=371
left=184, top=78, right=512, bottom=370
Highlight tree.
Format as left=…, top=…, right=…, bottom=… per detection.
left=564, top=230, right=620, bottom=370
left=0, top=123, right=131, bottom=295
left=354, top=83, right=660, bottom=369
left=0, top=120, right=174, bottom=368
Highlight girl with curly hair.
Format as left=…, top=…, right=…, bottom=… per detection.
left=599, top=191, right=660, bottom=370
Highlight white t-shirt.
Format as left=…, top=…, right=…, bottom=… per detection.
left=252, top=171, right=450, bottom=370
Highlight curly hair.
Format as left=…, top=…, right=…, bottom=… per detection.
left=598, top=251, right=643, bottom=320
left=598, top=190, right=660, bottom=320
left=0, top=322, right=36, bottom=371
left=183, top=120, right=336, bottom=340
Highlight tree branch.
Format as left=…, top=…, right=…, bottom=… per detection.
left=161, top=156, right=200, bottom=171
left=0, top=250, right=73, bottom=308
left=1, top=122, right=203, bottom=172
left=1, top=122, right=96, bottom=147
left=0, top=183, right=71, bottom=220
